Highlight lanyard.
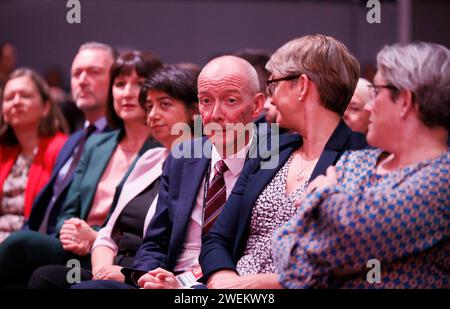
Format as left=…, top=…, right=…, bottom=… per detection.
left=201, top=161, right=212, bottom=227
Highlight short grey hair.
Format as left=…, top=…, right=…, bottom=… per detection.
left=78, top=41, right=117, bottom=60
left=377, top=41, right=450, bottom=130
left=266, top=34, right=360, bottom=116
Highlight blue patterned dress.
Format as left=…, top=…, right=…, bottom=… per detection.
left=272, top=149, right=450, bottom=289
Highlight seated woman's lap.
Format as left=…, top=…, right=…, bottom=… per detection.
left=71, top=279, right=135, bottom=289
left=28, top=265, right=93, bottom=289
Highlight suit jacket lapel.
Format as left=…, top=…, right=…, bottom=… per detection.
left=52, top=131, right=83, bottom=177
left=54, top=125, right=110, bottom=181
left=115, top=148, right=166, bottom=217
left=175, top=157, right=210, bottom=227
left=310, top=120, right=352, bottom=181
left=236, top=135, right=300, bottom=243
left=171, top=140, right=212, bottom=252
left=311, top=150, right=339, bottom=181
left=80, top=133, right=119, bottom=219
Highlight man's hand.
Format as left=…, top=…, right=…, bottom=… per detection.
left=93, top=265, right=124, bottom=282
left=137, top=268, right=181, bottom=289
left=59, top=218, right=97, bottom=256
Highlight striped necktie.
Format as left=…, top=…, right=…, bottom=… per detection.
left=202, top=160, right=228, bottom=234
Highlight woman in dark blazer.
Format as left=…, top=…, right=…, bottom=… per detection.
left=199, top=34, right=367, bottom=288
left=0, top=51, right=162, bottom=288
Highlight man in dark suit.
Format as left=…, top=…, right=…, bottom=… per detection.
left=24, top=42, right=115, bottom=235
left=73, top=55, right=266, bottom=289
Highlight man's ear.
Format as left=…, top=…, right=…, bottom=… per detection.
left=252, top=92, right=265, bottom=119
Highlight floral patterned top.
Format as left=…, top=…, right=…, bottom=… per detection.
left=236, top=154, right=309, bottom=275
left=273, top=149, right=450, bottom=289
left=0, top=154, right=33, bottom=243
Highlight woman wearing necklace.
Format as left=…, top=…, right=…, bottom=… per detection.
left=273, top=41, right=450, bottom=289
left=0, top=68, right=68, bottom=243
left=199, top=34, right=367, bottom=288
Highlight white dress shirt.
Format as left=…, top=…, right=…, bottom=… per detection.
left=173, top=139, right=252, bottom=273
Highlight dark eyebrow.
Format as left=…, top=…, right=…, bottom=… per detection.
left=156, top=95, right=172, bottom=101
left=72, top=65, right=104, bottom=72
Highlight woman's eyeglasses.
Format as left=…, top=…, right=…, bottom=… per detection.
left=266, top=75, right=300, bottom=96
left=368, top=84, right=398, bottom=100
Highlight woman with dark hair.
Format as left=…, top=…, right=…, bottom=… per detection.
left=27, top=65, right=199, bottom=288
left=0, top=68, right=68, bottom=242
left=0, top=51, right=162, bottom=288
left=273, top=41, right=450, bottom=288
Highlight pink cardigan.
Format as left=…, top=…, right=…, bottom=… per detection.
left=92, top=147, right=168, bottom=255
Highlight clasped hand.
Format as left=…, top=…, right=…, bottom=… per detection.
left=137, top=268, right=182, bottom=289
left=59, top=218, right=97, bottom=256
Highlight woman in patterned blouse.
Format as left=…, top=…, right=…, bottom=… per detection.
left=273, top=41, right=450, bottom=288
left=0, top=69, right=68, bottom=243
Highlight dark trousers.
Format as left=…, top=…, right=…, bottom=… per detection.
left=0, top=230, right=90, bottom=288
left=28, top=256, right=135, bottom=289
left=28, top=265, right=93, bottom=289
left=70, top=279, right=207, bottom=289
left=71, top=279, right=136, bottom=289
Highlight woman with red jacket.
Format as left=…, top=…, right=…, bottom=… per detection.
left=0, top=68, right=67, bottom=242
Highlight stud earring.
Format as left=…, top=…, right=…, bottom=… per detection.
left=298, top=96, right=303, bottom=101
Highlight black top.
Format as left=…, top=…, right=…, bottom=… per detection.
left=112, top=178, right=160, bottom=267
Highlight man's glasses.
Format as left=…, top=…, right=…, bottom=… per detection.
left=266, top=74, right=300, bottom=96
left=368, top=84, right=398, bottom=100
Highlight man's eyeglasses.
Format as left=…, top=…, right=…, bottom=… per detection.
left=266, top=75, right=300, bottom=96
left=368, top=84, right=398, bottom=100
